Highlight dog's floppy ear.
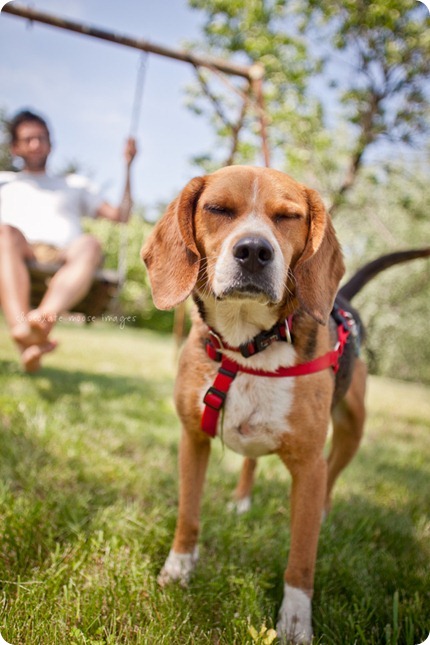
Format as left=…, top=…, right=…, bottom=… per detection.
left=141, top=176, right=205, bottom=310
left=293, top=188, right=344, bottom=324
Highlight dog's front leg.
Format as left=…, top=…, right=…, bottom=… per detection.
left=276, top=456, right=327, bottom=644
left=158, top=429, right=211, bottom=587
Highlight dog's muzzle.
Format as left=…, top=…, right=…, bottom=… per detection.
left=217, top=236, right=278, bottom=301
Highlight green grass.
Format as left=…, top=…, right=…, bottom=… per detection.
left=0, top=316, right=429, bottom=644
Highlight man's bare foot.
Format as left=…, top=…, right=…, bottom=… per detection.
left=28, top=309, right=56, bottom=341
left=12, top=310, right=56, bottom=348
left=12, top=321, right=40, bottom=347
left=21, top=341, right=57, bottom=373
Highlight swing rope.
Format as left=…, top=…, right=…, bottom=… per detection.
left=117, top=51, right=148, bottom=290
left=129, top=51, right=148, bottom=139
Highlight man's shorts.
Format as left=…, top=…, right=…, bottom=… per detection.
left=31, top=243, right=65, bottom=265
left=30, top=240, right=104, bottom=268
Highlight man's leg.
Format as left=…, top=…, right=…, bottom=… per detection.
left=32, top=234, right=102, bottom=323
left=24, top=235, right=102, bottom=371
left=0, top=224, right=35, bottom=338
left=0, top=224, right=55, bottom=370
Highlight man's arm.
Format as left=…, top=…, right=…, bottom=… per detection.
left=96, top=138, right=137, bottom=223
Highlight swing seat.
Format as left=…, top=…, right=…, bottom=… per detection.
left=28, top=260, right=120, bottom=320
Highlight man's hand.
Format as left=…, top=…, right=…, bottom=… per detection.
left=124, top=137, right=137, bottom=167
left=96, top=138, right=137, bottom=222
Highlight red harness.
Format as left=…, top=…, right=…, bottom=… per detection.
left=201, top=310, right=352, bottom=437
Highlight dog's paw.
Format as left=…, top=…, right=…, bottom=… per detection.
left=157, top=547, right=199, bottom=587
left=276, top=583, right=313, bottom=644
left=227, top=495, right=252, bottom=515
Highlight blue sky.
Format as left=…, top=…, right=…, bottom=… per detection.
left=0, top=0, right=215, bottom=215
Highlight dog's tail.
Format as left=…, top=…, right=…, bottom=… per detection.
left=339, top=247, right=430, bottom=301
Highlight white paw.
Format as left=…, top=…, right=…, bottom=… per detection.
left=157, top=547, right=199, bottom=587
left=227, top=496, right=252, bottom=514
left=276, top=583, right=313, bottom=644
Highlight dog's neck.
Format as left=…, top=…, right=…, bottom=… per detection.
left=194, top=292, right=297, bottom=347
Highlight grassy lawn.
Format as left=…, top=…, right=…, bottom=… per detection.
left=0, top=316, right=429, bottom=644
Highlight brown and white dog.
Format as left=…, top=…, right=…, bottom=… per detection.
left=141, top=165, right=429, bottom=643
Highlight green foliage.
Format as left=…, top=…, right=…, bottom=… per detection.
left=358, top=268, right=430, bottom=383
left=0, top=321, right=429, bottom=643
left=186, top=0, right=430, bottom=196
left=336, top=160, right=430, bottom=384
left=187, top=0, right=325, bottom=172
left=303, top=0, right=430, bottom=149
left=0, top=108, right=16, bottom=171
left=84, top=214, right=174, bottom=333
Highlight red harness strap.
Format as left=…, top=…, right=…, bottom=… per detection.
left=201, top=317, right=351, bottom=438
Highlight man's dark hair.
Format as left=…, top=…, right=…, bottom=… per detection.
left=8, top=109, right=50, bottom=144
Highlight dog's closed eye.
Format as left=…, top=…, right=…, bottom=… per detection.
left=273, top=212, right=303, bottom=224
left=203, top=203, right=235, bottom=218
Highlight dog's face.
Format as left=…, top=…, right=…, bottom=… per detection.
left=142, top=166, right=344, bottom=325
left=193, top=166, right=310, bottom=306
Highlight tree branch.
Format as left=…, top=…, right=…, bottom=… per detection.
left=193, top=66, right=234, bottom=130
left=330, top=91, right=382, bottom=215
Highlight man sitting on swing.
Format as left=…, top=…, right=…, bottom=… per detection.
left=0, top=109, right=137, bottom=372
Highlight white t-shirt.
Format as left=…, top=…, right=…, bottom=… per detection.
left=0, top=171, right=104, bottom=248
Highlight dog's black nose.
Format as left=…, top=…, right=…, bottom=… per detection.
left=233, top=237, right=274, bottom=273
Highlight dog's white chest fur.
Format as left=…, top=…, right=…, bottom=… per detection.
left=221, top=373, right=295, bottom=457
